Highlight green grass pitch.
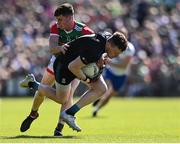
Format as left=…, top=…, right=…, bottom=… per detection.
left=0, top=97, right=180, bottom=143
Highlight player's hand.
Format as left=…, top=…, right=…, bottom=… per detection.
left=60, top=44, right=69, bottom=54
left=96, top=53, right=109, bottom=68
left=83, top=74, right=101, bottom=84
left=50, top=44, right=69, bottom=54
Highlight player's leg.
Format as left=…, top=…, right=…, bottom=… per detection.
left=20, top=57, right=55, bottom=132
left=20, top=66, right=55, bottom=132
left=31, top=70, right=55, bottom=112
left=54, top=79, right=80, bottom=136
left=31, top=56, right=56, bottom=112
left=20, top=60, right=73, bottom=105
left=53, top=62, right=82, bottom=131
left=61, top=75, right=107, bottom=131
left=30, top=80, right=70, bottom=105
left=92, top=80, right=115, bottom=117
left=93, top=70, right=127, bottom=117
left=97, top=83, right=117, bottom=109
left=20, top=72, right=56, bottom=132
left=92, top=68, right=111, bottom=107
left=20, top=73, right=72, bottom=103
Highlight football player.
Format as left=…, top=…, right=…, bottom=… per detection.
left=20, top=3, right=94, bottom=136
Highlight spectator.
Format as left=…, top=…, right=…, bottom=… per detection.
left=0, top=0, right=179, bottom=96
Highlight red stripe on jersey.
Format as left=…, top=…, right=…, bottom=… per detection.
left=46, top=67, right=54, bottom=75
left=82, top=26, right=94, bottom=35
left=50, top=23, right=59, bottom=35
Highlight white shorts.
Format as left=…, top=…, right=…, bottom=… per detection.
left=46, top=55, right=56, bottom=75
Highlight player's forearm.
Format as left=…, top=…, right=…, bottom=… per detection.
left=49, top=46, right=63, bottom=55
left=108, top=56, right=132, bottom=69
left=49, top=35, right=61, bottom=54
left=68, top=65, right=87, bottom=81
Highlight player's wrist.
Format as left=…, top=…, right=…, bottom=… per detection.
left=82, top=76, right=91, bottom=83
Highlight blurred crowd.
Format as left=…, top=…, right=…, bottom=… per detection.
left=0, top=0, right=179, bottom=96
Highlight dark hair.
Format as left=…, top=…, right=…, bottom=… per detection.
left=54, top=3, right=74, bottom=16
left=109, top=32, right=128, bottom=52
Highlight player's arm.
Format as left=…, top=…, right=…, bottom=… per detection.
left=49, top=23, right=68, bottom=55
left=96, top=53, right=110, bottom=68
left=108, top=55, right=133, bottom=69
left=108, top=43, right=135, bottom=68
left=68, top=56, right=87, bottom=81
left=49, top=35, right=68, bottom=54
left=81, top=26, right=94, bottom=35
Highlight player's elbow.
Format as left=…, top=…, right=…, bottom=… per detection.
left=68, top=63, right=74, bottom=72
left=100, top=84, right=108, bottom=96
left=68, top=62, right=78, bottom=74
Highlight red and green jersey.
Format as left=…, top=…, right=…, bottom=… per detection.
left=50, top=21, right=94, bottom=45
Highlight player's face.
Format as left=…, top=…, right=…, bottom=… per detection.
left=105, top=42, right=122, bottom=58
left=55, top=15, right=73, bottom=30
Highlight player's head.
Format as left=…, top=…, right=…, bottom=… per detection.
left=105, top=32, right=128, bottom=58
left=54, top=3, right=74, bottom=30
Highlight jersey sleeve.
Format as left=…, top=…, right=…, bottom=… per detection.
left=81, top=26, right=94, bottom=35
left=123, top=42, right=135, bottom=57
left=50, top=23, right=59, bottom=35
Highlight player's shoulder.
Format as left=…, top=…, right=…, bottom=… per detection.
left=124, top=42, right=135, bottom=56
left=74, top=21, right=85, bottom=31
left=127, top=42, right=135, bottom=53
left=50, top=21, right=59, bottom=35
left=74, top=21, right=94, bottom=34
left=72, top=34, right=96, bottom=44
left=50, top=21, right=58, bottom=29
left=75, top=21, right=86, bottom=27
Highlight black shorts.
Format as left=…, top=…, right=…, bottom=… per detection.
left=53, top=58, right=76, bottom=85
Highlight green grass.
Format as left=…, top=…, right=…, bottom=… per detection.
left=0, top=97, right=180, bottom=143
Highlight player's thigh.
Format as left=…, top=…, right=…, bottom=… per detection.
left=105, top=80, right=114, bottom=94
left=41, top=56, right=56, bottom=86
left=40, top=70, right=55, bottom=86
left=103, top=80, right=116, bottom=98
left=55, top=82, right=71, bottom=103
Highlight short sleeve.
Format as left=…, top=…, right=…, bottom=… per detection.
left=81, top=26, right=94, bottom=35
left=50, top=23, right=59, bottom=35
left=123, top=42, right=135, bottom=57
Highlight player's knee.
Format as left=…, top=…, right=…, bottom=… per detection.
left=34, top=91, right=43, bottom=98
left=60, top=97, right=68, bottom=104
left=38, top=85, right=46, bottom=96
left=38, top=86, right=43, bottom=95
left=97, top=84, right=108, bottom=96
left=56, top=93, right=69, bottom=104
